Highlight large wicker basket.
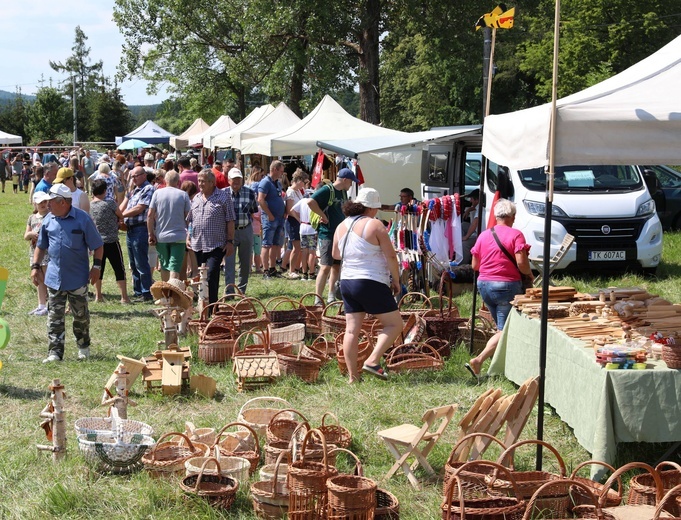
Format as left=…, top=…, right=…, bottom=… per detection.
left=628, top=461, right=681, bottom=514
left=213, top=422, right=261, bottom=476
left=267, top=296, right=308, bottom=328
left=326, top=448, right=377, bottom=520
left=524, top=480, right=604, bottom=520
left=198, top=316, right=236, bottom=364
left=185, top=455, right=250, bottom=483
left=142, top=432, right=208, bottom=478
left=180, top=457, right=239, bottom=510
left=277, top=350, right=322, bottom=383
left=251, top=450, right=290, bottom=520
left=237, top=396, right=294, bottom=440
left=267, top=409, right=310, bottom=445
left=569, top=461, right=622, bottom=510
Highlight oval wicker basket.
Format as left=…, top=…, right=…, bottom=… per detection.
left=198, top=317, right=236, bottom=364
left=142, top=432, right=207, bottom=478
left=185, top=455, right=250, bottom=483
left=277, top=350, right=322, bottom=382
left=335, top=331, right=373, bottom=375
left=180, top=457, right=239, bottom=510
left=266, top=409, right=310, bottom=445
left=74, top=416, right=153, bottom=437
left=628, top=461, right=681, bottom=514
left=184, top=421, right=216, bottom=446
left=213, top=422, right=261, bottom=476
left=375, top=487, right=400, bottom=520
left=237, top=396, right=294, bottom=440
left=77, top=432, right=155, bottom=474
left=569, top=460, right=622, bottom=510
left=318, top=412, right=352, bottom=449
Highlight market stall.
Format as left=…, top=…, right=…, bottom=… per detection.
left=489, top=293, right=681, bottom=478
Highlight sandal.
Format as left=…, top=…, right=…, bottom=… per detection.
left=362, top=364, right=388, bottom=380
left=464, top=363, right=480, bottom=381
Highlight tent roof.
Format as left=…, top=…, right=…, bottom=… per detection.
left=199, top=115, right=237, bottom=148
left=0, top=129, right=22, bottom=145
left=232, top=102, right=301, bottom=150
left=317, top=126, right=482, bottom=157
left=212, top=105, right=275, bottom=148
left=239, top=95, right=406, bottom=156
left=482, top=34, right=681, bottom=170
left=123, top=120, right=175, bottom=144
left=170, top=118, right=210, bottom=149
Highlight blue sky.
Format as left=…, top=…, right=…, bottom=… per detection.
left=0, top=1, right=168, bottom=106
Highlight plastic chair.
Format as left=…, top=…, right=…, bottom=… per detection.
left=529, top=233, right=574, bottom=286
left=377, top=403, right=457, bottom=489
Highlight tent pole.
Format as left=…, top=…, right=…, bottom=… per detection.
left=537, top=0, right=561, bottom=471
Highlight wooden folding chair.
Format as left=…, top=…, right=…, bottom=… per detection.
left=378, top=403, right=458, bottom=489
left=530, top=233, right=575, bottom=286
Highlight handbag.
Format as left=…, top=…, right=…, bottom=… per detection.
left=490, top=227, right=533, bottom=291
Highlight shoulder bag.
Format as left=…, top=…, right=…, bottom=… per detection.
left=490, top=227, right=533, bottom=291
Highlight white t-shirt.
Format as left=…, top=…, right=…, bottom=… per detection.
left=292, top=198, right=316, bottom=236
left=286, top=187, right=305, bottom=206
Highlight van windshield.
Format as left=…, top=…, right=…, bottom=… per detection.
left=518, top=165, right=643, bottom=192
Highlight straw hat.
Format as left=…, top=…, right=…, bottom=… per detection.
left=150, top=279, right=193, bottom=309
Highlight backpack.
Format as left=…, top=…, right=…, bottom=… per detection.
left=309, top=184, right=342, bottom=230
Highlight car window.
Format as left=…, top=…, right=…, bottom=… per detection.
left=644, top=165, right=681, bottom=188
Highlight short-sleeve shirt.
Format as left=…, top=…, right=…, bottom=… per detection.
left=27, top=213, right=50, bottom=264
left=228, top=185, right=258, bottom=228
left=471, top=225, right=528, bottom=282
left=37, top=206, right=104, bottom=291
left=90, top=199, right=120, bottom=243
left=149, top=187, right=191, bottom=243
left=292, top=198, right=316, bottom=236
left=91, top=173, right=120, bottom=202
left=35, top=179, right=52, bottom=193
left=124, top=181, right=155, bottom=226
left=82, top=156, right=96, bottom=176
left=188, top=188, right=236, bottom=252
left=258, top=175, right=285, bottom=219
left=310, top=184, right=347, bottom=240
left=180, top=170, right=198, bottom=188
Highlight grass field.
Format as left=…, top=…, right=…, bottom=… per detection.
left=1, top=188, right=680, bottom=519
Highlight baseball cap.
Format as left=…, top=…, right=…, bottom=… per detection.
left=33, top=191, right=50, bottom=204
left=144, top=153, right=154, bottom=161
left=228, top=168, right=243, bottom=180
left=337, top=168, right=359, bottom=184
left=48, top=184, right=73, bottom=199
left=354, top=187, right=382, bottom=209
left=54, top=167, right=75, bottom=183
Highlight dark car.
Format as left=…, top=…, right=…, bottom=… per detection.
left=642, top=165, right=681, bottom=230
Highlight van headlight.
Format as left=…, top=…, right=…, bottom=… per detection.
left=523, top=200, right=568, bottom=218
left=636, top=199, right=656, bottom=217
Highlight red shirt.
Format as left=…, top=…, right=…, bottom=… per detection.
left=213, top=167, right=227, bottom=189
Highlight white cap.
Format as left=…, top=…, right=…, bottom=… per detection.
left=48, top=184, right=73, bottom=199
left=33, top=191, right=50, bottom=204
left=228, top=168, right=243, bottom=180
left=144, top=153, right=154, bottom=161
left=354, top=187, right=381, bottom=208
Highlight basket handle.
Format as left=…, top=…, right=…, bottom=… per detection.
left=199, top=302, right=223, bottom=322
left=655, top=460, right=681, bottom=474
left=446, top=432, right=508, bottom=465
left=300, top=292, right=325, bottom=308
left=322, top=300, right=344, bottom=318
left=654, top=484, right=681, bottom=520
left=495, top=438, right=567, bottom=477
left=599, top=462, right=662, bottom=507
left=300, top=428, right=329, bottom=469
left=229, top=296, right=269, bottom=321
left=272, top=449, right=290, bottom=486
left=220, top=284, right=245, bottom=297
left=443, top=460, right=523, bottom=520
left=150, top=431, right=195, bottom=461
left=194, top=456, right=222, bottom=492
left=233, top=328, right=268, bottom=356
left=320, top=412, right=340, bottom=429
left=398, top=292, right=434, bottom=311
left=269, top=408, right=310, bottom=428
left=212, top=421, right=260, bottom=456
left=569, top=460, right=621, bottom=501
left=238, top=396, right=292, bottom=416
left=200, top=316, right=235, bottom=340
left=270, top=297, right=305, bottom=311
left=328, top=447, right=363, bottom=477
left=522, top=479, right=601, bottom=520
left=334, top=330, right=373, bottom=355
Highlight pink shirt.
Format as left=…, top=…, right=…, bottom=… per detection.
left=471, top=225, right=529, bottom=281
left=180, top=169, right=198, bottom=188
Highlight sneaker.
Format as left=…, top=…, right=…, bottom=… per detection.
left=132, top=294, right=153, bottom=303
left=28, top=306, right=43, bottom=315
left=78, top=348, right=90, bottom=361
left=300, top=273, right=309, bottom=281
left=287, top=272, right=300, bottom=280
left=42, top=353, right=62, bottom=364
left=362, top=364, right=388, bottom=380
left=34, top=307, right=48, bottom=316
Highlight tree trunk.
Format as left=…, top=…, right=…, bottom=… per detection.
left=358, top=0, right=381, bottom=124
left=289, top=38, right=308, bottom=118
left=237, top=87, right=246, bottom=120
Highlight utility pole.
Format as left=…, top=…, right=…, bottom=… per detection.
left=482, top=27, right=492, bottom=119
left=72, top=75, right=77, bottom=145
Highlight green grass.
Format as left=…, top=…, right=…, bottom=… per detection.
left=1, top=189, right=681, bottom=518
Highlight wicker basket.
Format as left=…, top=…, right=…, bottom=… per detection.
left=184, top=421, right=216, bottom=446
left=322, top=301, right=346, bottom=335
left=142, top=432, right=207, bottom=478
left=269, top=322, right=306, bottom=344
left=74, top=416, right=154, bottom=437
left=459, top=316, right=496, bottom=356
left=198, top=317, right=236, bottom=365
left=180, top=457, right=239, bottom=510
left=335, top=331, right=373, bottom=375
left=662, top=345, right=681, bottom=369
left=425, top=272, right=466, bottom=345
left=524, top=480, right=604, bottom=520
left=300, top=293, right=325, bottom=336
left=443, top=433, right=508, bottom=495
left=569, top=461, right=622, bottom=510
left=216, top=291, right=258, bottom=320
left=267, top=297, right=308, bottom=328
left=442, top=460, right=526, bottom=520
left=653, top=484, right=681, bottom=520
left=628, top=461, right=681, bottom=514
left=197, top=303, right=234, bottom=337
left=185, top=455, right=250, bottom=483
left=77, top=432, right=155, bottom=474
left=267, top=409, right=310, bottom=445
left=398, top=291, right=433, bottom=320
left=229, top=297, right=271, bottom=334
left=318, top=412, right=352, bottom=449
left=213, top=422, right=261, bottom=476
left=237, top=396, right=294, bottom=440
left=375, top=488, right=400, bottom=519
left=252, top=450, right=290, bottom=520
left=288, top=428, right=339, bottom=520
left=488, top=439, right=569, bottom=516
left=277, top=350, right=322, bottom=383
left=300, top=336, right=332, bottom=364
left=386, top=342, right=444, bottom=373
left=327, top=448, right=377, bottom=520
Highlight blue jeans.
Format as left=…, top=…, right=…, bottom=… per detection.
left=477, top=279, right=523, bottom=330
left=126, top=225, right=152, bottom=297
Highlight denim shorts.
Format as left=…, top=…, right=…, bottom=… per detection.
left=477, top=279, right=523, bottom=330
left=261, top=215, right=285, bottom=247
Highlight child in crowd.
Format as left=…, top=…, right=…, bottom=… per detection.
left=24, top=192, right=50, bottom=315
left=290, top=196, right=318, bottom=280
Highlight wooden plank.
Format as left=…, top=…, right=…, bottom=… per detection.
left=458, top=388, right=495, bottom=432
left=503, top=377, right=539, bottom=446
left=161, top=351, right=185, bottom=394
left=470, top=395, right=514, bottom=459
left=190, top=374, right=216, bottom=398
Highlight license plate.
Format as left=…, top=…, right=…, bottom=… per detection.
left=588, top=250, right=625, bottom=261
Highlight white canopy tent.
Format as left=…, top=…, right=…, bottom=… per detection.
left=482, top=34, right=681, bottom=170
left=239, top=95, right=407, bottom=157
left=232, top=102, right=300, bottom=150
left=170, top=118, right=210, bottom=150
left=0, top=130, right=22, bottom=145
left=198, top=115, right=237, bottom=148
left=212, top=105, right=275, bottom=149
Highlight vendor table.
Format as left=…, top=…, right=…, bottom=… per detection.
left=488, top=310, right=681, bottom=477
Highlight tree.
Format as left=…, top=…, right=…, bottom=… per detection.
left=86, top=80, right=131, bottom=141
left=0, top=88, right=29, bottom=139
left=26, top=87, right=69, bottom=144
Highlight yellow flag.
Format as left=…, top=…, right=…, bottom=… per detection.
left=475, top=5, right=515, bottom=30
left=492, top=7, right=515, bottom=29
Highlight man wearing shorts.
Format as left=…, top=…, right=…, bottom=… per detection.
left=258, top=160, right=286, bottom=279
left=147, top=171, right=191, bottom=281
left=308, top=168, right=358, bottom=303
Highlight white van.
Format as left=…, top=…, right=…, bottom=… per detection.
left=482, top=163, right=663, bottom=274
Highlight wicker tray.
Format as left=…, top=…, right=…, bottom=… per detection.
left=180, top=457, right=239, bottom=510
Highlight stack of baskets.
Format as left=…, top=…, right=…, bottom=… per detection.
left=251, top=450, right=291, bottom=519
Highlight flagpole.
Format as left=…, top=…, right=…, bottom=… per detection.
left=536, top=0, right=561, bottom=472
left=485, top=28, right=497, bottom=118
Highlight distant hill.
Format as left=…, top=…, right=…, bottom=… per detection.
left=0, top=90, right=36, bottom=103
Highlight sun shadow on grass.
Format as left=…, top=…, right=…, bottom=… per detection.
left=0, top=384, right=45, bottom=400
